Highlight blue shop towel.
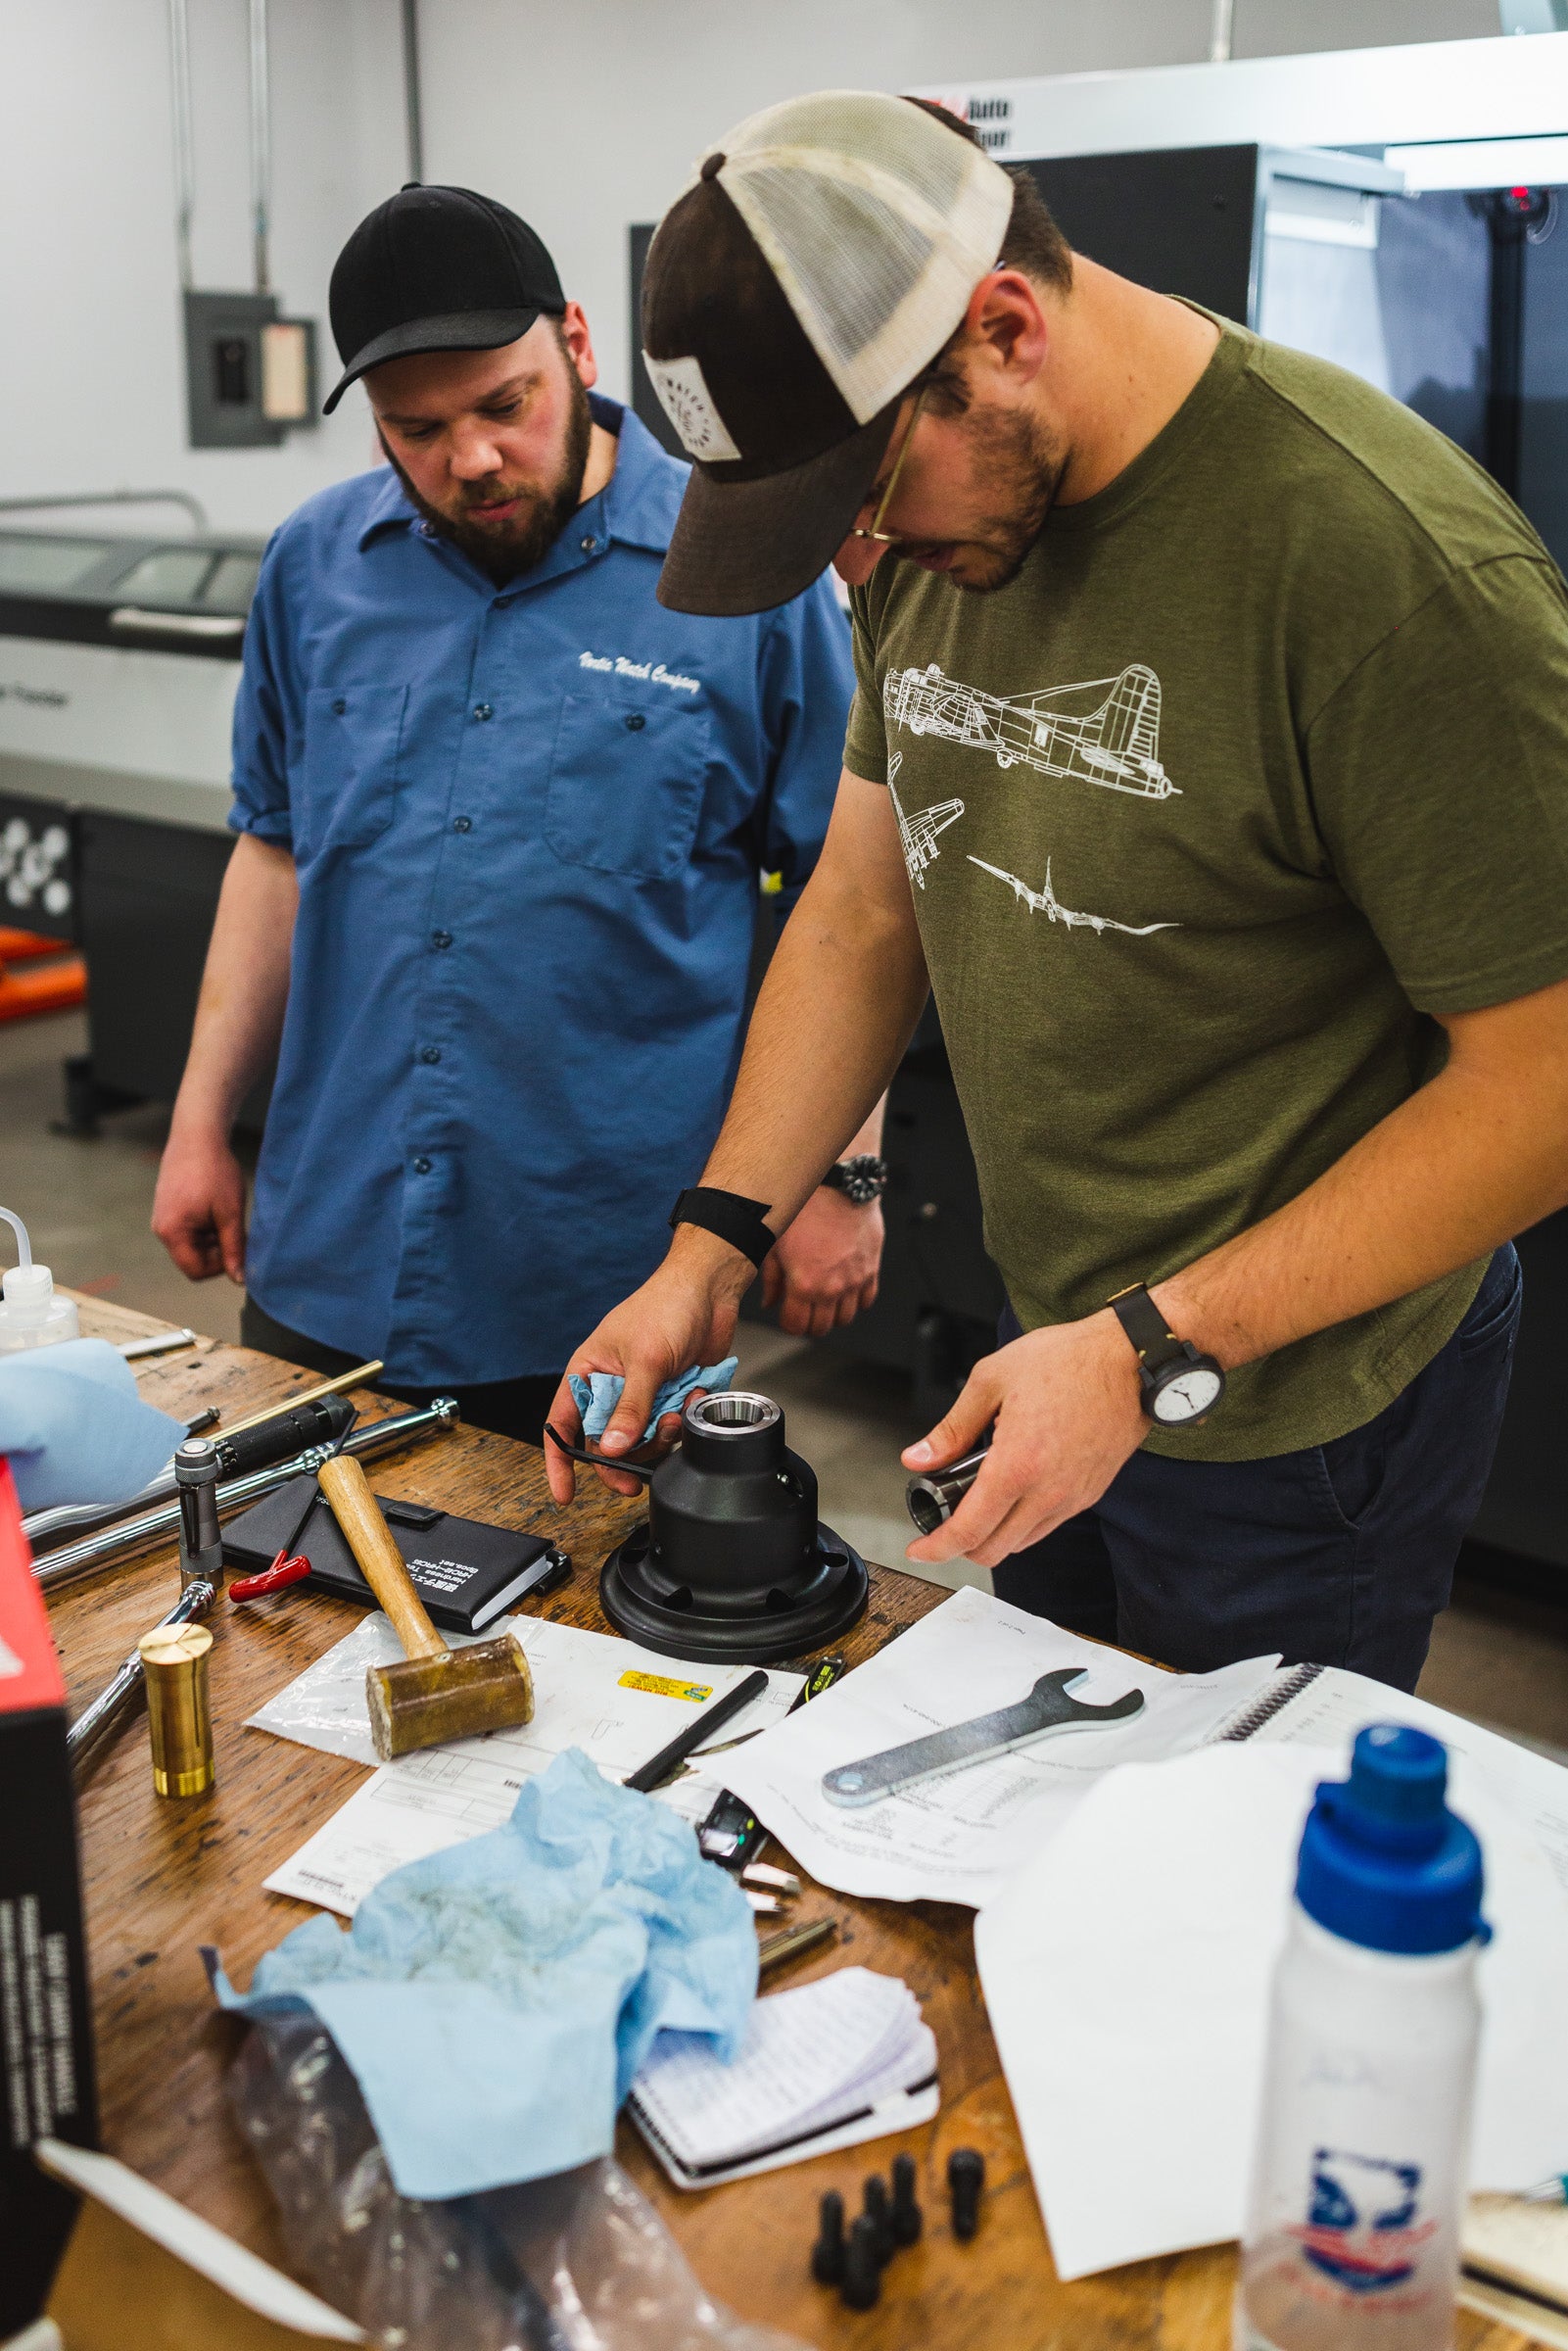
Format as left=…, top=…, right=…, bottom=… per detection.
left=0, top=1337, right=185, bottom=1512
left=569, top=1355, right=738, bottom=1443
left=210, top=1747, right=756, bottom=2200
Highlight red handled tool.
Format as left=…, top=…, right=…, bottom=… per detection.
left=229, top=1550, right=311, bottom=1601
left=228, top=1474, right=325, bottom=1604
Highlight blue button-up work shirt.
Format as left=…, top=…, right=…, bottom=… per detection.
left=230, top=400, right=853, bottom=1382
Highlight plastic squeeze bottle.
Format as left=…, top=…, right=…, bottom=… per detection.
left=1235, top=1724, right=1488, bottom=2351
left=0, top=1206, right=80, bottom=1352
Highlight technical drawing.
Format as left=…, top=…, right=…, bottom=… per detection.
left=887, top=751, right=964, bottom=888
left=884, top=660, right=1178, bottom=799
left=969, top=856, right=1180, bottom=937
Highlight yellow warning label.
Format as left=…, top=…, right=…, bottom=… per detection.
left=619, top=1670, right=714, bottom=1703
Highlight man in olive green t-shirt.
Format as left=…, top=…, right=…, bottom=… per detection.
left=546, top=94, right=1568, bottom=1692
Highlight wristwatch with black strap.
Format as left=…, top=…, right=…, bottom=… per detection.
left=1107, top=1282, right=1226, bottom=1426
left=822, top=1153, right=887, bottom=1206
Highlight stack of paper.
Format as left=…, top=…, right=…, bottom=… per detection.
left=249, top=1614, right=802, bottom=1916
left=974, top=1742, right=1568, bottom=2281
left=629, top=1967, right=937, bottom=2188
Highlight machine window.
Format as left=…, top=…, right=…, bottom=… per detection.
left=110, top=549, right=214, bottom=605
left=0, top=536, right=115, bottom=593
left=201, top=552, right=261, bottom=610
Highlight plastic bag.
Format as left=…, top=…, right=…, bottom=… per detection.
left=228, top=2010, right=809, bottom=2351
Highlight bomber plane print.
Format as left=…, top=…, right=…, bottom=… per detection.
left=886, top=753, right=964, bottom=888
left=883, top=660, right=1179, bottom=800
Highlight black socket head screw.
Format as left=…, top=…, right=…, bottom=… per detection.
left=863, top=2172, right=894, bottom=2264
left=890, top=2151, right=923, bottom=2245
left=841, top=2213, right=881, bottom=2310
left=811, top=2188, right=846, bottom=2285
left=948, top=2146, right=984, bottom=2240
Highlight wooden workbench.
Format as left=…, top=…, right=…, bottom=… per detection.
left=44, top=1299, right=1527, bottom=2351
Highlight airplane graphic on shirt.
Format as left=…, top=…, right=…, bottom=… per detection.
left=886, top=752, right=964, bottom=888
left=968, top=855, right=1180, bottom=936
left=883, top=660, right=1178, bottom=800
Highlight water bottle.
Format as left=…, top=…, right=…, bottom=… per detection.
left=0, top=1206, right=78, bottom=1352
left=1235, top=1724, right=1489, bottom=2351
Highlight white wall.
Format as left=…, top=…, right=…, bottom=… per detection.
left=0, top=0, right=406, bottom=538
left=0, top=0, right=1503, bottom=535
left=414, top=0, right=1499, bottom=427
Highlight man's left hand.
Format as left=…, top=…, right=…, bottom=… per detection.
left=901, top=1312, right=1148, bottom=1570
left=763, top=1187, right=884, bottom=1337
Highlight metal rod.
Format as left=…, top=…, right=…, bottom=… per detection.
left=1209, top=0, right=1235, bottom=63
left=249, top=0, right=271, bottom=293
left=119, top=1327, right=198, bottom=1361
left=222, top=1360, right=383, bottom=1437
left=68, top=1576, right=215, bottom=1781
left=167, top=0, right=195, bottom=290
left=401, top=0, right=424, bottom=185
left=0, top=490, right=208, bottom=531
left=34, top=1399, right=459, bottom=1597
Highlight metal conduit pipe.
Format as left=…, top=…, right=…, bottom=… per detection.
left=167, top=0, right=196, bottom=289
left=33, top=1398, right=460, bottom=1597
left=402, top=0, right=424, bottom=185
left=249, top=0, right=271, bottom=292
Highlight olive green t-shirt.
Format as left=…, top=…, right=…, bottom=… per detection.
left=843, top=318, right=1568, bottom=1461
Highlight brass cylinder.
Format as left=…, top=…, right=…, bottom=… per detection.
left=138, top=1622, right=215, bottom=1798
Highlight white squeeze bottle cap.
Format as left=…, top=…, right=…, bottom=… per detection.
left=0, top=1206, right=80, bottom=1351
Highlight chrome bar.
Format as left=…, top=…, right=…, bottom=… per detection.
left=68, top=1576, right=214, bottom=1780
left=167, top=0, right=195, bottom=289
left=249, top=0, right=271, bottom=292
left=34, top=1399, right=459, bottom=1597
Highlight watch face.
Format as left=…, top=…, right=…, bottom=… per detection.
left=1151, top=1363, right=1224, bottom=1424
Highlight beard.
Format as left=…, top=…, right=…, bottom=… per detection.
left=381, top=360, right=594, bottom=585
left=894, top=400, right=1066, bottom=594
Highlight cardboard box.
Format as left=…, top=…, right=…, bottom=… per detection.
left=0, top=1463, right=97, bottom=2334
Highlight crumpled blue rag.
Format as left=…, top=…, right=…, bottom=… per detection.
left=569, top=1355, right=738, bottom=1443
left=209, top=1747, right=756, bottom=2200
left=0, top=1337, right=184, bottom=1511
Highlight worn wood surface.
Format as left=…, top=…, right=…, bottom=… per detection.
left=46, top=1295, right=1526, bottom=2351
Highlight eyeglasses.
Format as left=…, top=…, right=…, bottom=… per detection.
left=849, top=384, right=928, bottom=544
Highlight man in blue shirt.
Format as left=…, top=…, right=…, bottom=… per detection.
left=151, top=184, right=877, bottom=1440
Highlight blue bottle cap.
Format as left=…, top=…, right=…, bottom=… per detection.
left=1296, top=1725, right=1490, bottom=1955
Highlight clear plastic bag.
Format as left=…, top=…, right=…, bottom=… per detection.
left=228, top=2011, right=809, bottom=2351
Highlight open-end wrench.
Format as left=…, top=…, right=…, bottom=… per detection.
left=821, top=1665, right=1146, bottom=1807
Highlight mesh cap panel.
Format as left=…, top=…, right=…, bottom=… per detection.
left=709, top=91, right=1014, bottom=423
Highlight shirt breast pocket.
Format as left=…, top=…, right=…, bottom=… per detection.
left=544, top=686, right=711, bottom=885
left=295, top=683, right=408, bottom=856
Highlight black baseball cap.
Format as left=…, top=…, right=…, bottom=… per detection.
left=641, top=94, right=1014, bottom=616
left=323, top=184, right=566, bottom=414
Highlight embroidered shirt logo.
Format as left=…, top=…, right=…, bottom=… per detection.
left=641, top=353, right=742, bottom=463
left=579, top=651, right=700, bottom=695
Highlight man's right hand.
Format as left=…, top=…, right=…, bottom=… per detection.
left=151, top=1128, right=249, bottom=1283
left=545, top=1231, right=754, bottom=1503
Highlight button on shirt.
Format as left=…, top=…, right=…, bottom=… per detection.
left=230, top=400, right=854, bottom=1383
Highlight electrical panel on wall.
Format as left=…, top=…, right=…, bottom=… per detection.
left=182, top=292, right=316, bottom=450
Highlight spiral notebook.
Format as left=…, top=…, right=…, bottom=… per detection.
left=1204, top=1661, right=1568, bottom=1890
left=629, top=1968, right=938, bottom=2189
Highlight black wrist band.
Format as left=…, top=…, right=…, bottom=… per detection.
left=669, top=1186, right=776, bottom=1270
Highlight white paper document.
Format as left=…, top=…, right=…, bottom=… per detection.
left=259, top=1614, right=801, bottom=1916
left=721, top=1585, right=1279, bottom=1907
left=974, top=1743, right=1568, bottom=2281
left=630, top=1966, right=937, bottom=2187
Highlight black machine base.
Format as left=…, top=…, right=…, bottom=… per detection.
left=599, top=1522, right=869, bottom=1665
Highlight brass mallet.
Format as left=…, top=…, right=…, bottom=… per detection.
left=316, top=1454, right=535, bottom=1761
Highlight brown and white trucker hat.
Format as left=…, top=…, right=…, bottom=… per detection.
left=642, top=91, right=1014, bottom=616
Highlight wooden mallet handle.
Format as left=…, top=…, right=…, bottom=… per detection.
left=317, top=1455, right=447, bottom=1663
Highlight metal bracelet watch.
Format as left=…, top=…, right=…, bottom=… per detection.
left=1107, top=1282, right=1226, bottom=1426
left=822, top=1154, right=887, bottom=1206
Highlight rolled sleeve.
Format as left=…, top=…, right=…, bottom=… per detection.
left=228, top=531, right=296, bottom=847
left=755, top=575, right=855, bottom=911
